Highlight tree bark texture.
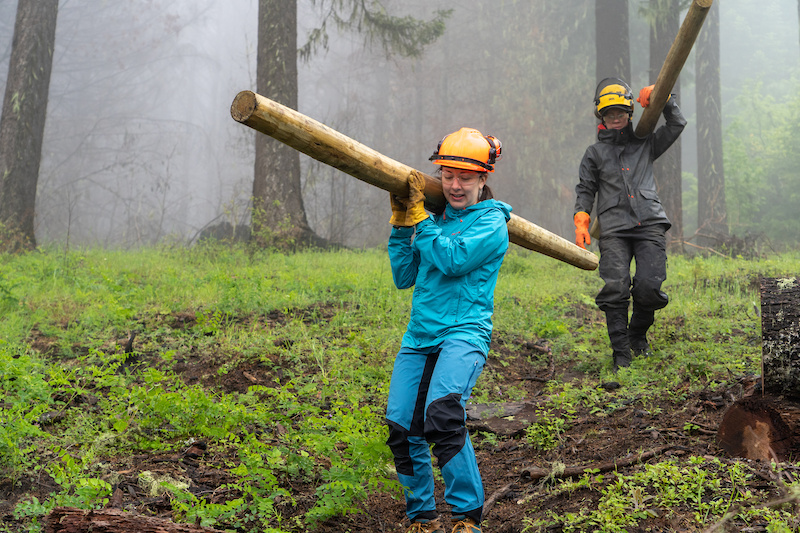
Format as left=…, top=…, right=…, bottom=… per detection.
left=253, top=0, right=315, bottom=245
left=595, top=0, right=630, bottom=84
left=695, top=1, right=727, bottom=245
left=648, top=0, right=682, bottom=251
left=45, top=506, right=226, bottom=533
left=0, top=0, right=58, bottom=249
left=715, top=277, right=800, bottom=460
left=760, top=277, right=800, bottom=398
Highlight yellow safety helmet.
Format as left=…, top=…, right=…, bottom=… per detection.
left=594, top=77, right=633, bottom=119
left=429, top=127, right=502, bottom=173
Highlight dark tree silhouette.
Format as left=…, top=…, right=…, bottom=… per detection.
left=646, top=0, right=683, bottom=251
left=253, top=0, right=448, bottom=248
left=0, top=0, right=58, bottom=250
left=695, top=0, right=727, bottom=246
left=596, top=0, right=631, bottom=84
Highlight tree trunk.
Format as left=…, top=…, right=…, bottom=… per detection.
left=45, top=506, right=226, bottom=533
left=595, top=0, right=630, bottom=83
left=253, top=0, right=319, bottom=248
left=760, top=277, right=800, bottom=398
left=695, top=1, right=726, bottom=245
left=715, top=277, right=800, bottom=461
left=0, top=0, right=58, bottom=250
left=648, top=0, right=682, bottom=252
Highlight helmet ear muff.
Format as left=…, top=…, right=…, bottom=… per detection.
left=433, top=135, right=446, bottom=158
left=485, top=135, right=502, bottom=165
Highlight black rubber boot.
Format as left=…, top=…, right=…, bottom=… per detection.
left=605, top=308, right=631, bottom=371
left=628, top=307, right=655, bottom=357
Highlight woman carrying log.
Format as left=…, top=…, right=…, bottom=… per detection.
left=573, top=78, right=686, bottom=371
left=385, top=127, right=511, bottom=533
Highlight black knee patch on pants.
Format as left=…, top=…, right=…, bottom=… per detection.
left=424, top=393, right=466, bottom=468
left=386, top=419, right=413, bottom=476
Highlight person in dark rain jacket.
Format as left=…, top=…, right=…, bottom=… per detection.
left=385, top=127, right=511, bottom=533
left=573, top=77, right=686, bottom=371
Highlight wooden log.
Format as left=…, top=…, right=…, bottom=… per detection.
left=230, top=90, right=599, bottom=271
left=634, top=0, right=713, bottom=137
left=588, top=0, right=712, bottom=238
left=45, top=506, right=226, bottom=533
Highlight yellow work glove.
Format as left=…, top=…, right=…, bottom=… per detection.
left=403, top=170, right=429, bottom=226
left=389, top=193, right=407, bottom=226
left=574, top=211, right=591, bottom=249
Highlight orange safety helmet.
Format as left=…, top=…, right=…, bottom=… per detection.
left=429, top=127, right=502, bottom=173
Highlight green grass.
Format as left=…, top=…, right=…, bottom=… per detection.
left=1, top=243, right=799, bottom=532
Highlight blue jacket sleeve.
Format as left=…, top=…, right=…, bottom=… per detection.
left=388, top=226, right=418, bottom=289
left=412, top=211, right=508, bottom=277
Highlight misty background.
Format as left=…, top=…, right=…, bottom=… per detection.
left=0, top=0, right=798, bottom=249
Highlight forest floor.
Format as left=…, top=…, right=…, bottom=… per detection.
left=3, top=312, right=787, bottom=533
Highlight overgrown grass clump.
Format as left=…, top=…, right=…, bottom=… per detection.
left=1, top=243, right=799, bottom=532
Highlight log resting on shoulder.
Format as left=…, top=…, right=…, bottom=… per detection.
left=230, top=90, right=598, bottom=271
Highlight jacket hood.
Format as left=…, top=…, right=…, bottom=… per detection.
left=445, top=198, right=512, bottom=222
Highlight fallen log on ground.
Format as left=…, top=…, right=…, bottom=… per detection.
left=45, top=506, right=225, bottom=533
left=230, top=90, right=598, bottom=271
left=519, top=444, right=687, bottom=481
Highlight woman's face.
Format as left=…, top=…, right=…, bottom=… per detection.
left=602, top=108, right=629, bottom=130
left=441, top=167, right=487, bottom=210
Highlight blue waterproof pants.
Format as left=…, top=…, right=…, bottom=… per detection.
left=385, top=339, right=485, bottom=522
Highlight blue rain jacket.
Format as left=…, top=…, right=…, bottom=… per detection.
left=388, top=199, right=512, bottom=355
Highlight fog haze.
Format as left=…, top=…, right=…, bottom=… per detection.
left=0, top=0, right=797, bottom=248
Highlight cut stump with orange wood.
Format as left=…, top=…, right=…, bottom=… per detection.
left=716, top=277, right=800, bottom=460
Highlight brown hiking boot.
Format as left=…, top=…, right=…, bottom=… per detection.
left=450, top=517, right=481, bottom=533
left=405, top=517, right=444, bottom=533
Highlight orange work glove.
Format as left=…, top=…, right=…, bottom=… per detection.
left=402, top=170, right=429, bottom=226
left=637, top=85, right=654, bottom=108
left=574, top=211, right=591, bottom=249
left=389, top=193, right=407, bottom=226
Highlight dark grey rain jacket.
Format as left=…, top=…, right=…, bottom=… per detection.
left=574, top=98, right=686, bottom=236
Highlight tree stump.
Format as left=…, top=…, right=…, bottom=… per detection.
left=716, top=277, right=800, bottom=460
left=760, top=277, right=800, bottom=397
left=45, top=507, right=226, bottom=533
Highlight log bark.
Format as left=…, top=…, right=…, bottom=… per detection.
left=635, top=0, right=713, bottom=137
left=230, top=91, right=599, bottom=271
left=45, top=506, right=226, bottom=533
left=760, top=277, right=800, bottom=397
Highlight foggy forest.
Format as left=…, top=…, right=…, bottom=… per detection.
left=0, top=0, right=798, bottom=252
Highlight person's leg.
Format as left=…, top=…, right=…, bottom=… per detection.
left=424, top=339, right=486, bottom=524
left=630, top=226, right=668, bottom=356
left=596, top=235, right=634, bottom=370
left=386, top=346, right=439, bottom=521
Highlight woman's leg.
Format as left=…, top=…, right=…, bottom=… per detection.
left=424, top=339, right=486, bottom=522
left=386, top=346, right=438, bottom=520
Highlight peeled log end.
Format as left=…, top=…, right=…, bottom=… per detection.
left=716, top=397, right=798, bottom=461
left=230, top=90, right=257, bottom=123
